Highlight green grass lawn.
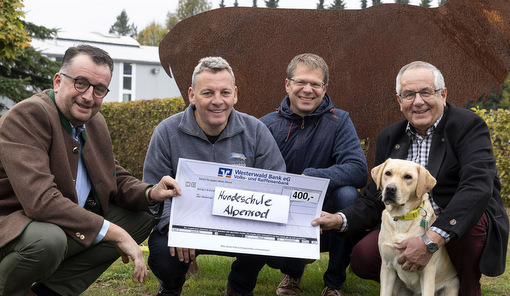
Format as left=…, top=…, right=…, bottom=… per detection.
left=82, top=231, right=510, bottom=296
left=83, top=252, right=381, bottom=296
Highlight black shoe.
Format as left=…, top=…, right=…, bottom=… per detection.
left=157, top=284, right=181, bottom=296
left=30, top=283, right=61, bottom=296
left=224, top=284, right=254, bottom=296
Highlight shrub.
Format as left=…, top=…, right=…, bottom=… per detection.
left=472, top=108, right=510, bottom=205
left=101, top=97, right=186, bottom=180
left=98, top=99, right=509, bottom=206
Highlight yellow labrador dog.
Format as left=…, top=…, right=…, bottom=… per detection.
left=373, top=159, right=459, bottom=296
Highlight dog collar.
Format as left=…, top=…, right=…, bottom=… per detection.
left=392, top=201, right=425, bottom=221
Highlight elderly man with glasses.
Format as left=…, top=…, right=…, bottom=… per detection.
left=313, top=61, right=509, bottom=295
left=260, top=53, right=368, bottom=296
left=0, top=44, right=180, bottom=296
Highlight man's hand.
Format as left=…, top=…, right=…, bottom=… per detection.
left=395, top=230, right=444, bottom=272
left=311, top=211, right=343, bottom=231
left=149, top=175, right=182, bottom=203
left=170, top=247, right=196, bottom=263
left=395, top=234, right=436, bottom=272
left=105, top=224, right=147, bottom=283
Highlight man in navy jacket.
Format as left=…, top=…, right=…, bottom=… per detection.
left=260, top=53, right=368, bottom=296
left=313, top=61, right=509, bottom=295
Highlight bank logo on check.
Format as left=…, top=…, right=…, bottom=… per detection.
left=218, top=167, right=232, bottom=178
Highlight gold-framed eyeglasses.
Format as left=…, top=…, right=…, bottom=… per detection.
left=60, top=73, right=110, bottom=99
left=288, top=78, right=325, bottom=89
left=399, top=88, right=442, bottom=102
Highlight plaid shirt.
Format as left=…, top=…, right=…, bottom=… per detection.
left=340, top=115, right=452, bottom=243
left=405, top=117, right=440, bottom=209
left=405, top=115, right=452, bottom=242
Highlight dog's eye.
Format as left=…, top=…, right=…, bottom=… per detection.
left=384, top=171, right=392, bottom=176
left=404, top=174, right=412, bottom=179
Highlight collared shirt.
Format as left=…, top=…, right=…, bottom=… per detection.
left=405, top=124, right=435, bottom=170
left=71, top=124, right=91, bottom=207
left=340, top=114, right=452, bottom=243
left=405, top=116, right=442, bottom=214
left=405, top=115, right=451, bottom=243
left=70, top=123, right=110, bottom=243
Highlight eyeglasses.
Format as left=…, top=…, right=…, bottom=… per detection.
left=399, top=88, right=442, bottom=102
left=288, top=78, right=325, bottom=89
left=60, top=73, right=110, bottom=99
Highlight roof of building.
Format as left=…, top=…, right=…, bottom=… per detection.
left=30, top=31, right=161, bottom=65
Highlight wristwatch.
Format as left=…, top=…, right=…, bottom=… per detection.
left=421, top=233, right=439, bottom=253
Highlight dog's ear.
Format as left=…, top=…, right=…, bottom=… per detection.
left=416, top=165, right=437, bottom=197
left=371, top=159, right=389, bottom=190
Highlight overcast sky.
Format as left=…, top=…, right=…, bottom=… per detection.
left=22, top=0, right=436, bottom=35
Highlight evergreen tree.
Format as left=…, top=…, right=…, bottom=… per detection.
left=499, top=76, right=510, bottom=109
left=317, top=0, right=325, bottom=9
left=219, top=0, right=225, bottom=7
left=420, top=0, right=431, bottom=7
left=466, top=74, right=510, bottom=110
left=0, top=21, right=61, bottom=111
left=439, top=0, right=448, bottom=5
left=253, top=0, right=258, bottom=7
left=234, top=0, right=239, bottom=7
left=109, top=9, right=137, bottom=38
left=329, top=0, right=345, bottom=9
left=372, top=0, right=382, bottom=5
left=265, top=0, right=279, bottom=8
left=361, top=0, right=368, bottom=8
left=395, top=0, right=409, bottom=3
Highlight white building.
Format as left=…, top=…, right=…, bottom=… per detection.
left=30, top=31, right=181, bottom=104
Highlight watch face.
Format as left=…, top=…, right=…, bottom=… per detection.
left=427, top=243, right=439, bottom=253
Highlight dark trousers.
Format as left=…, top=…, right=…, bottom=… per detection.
left=148, top=230, right=266, bottom=294
left=266, top=186, right=360, bottom=290
left=350, top=213, right=488, bottom=296
left=0, top=204, right=154, bottom=296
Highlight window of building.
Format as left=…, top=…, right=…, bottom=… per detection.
left=121, top=62, right=135, bottom=102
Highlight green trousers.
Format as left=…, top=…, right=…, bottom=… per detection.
left=0, top=204, right=154, bottom=296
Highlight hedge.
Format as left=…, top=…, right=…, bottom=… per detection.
left=100, top=100, right=509, bottom=205
left=100, top=97, right=185, bottom=180
left=472, top=107, right=510, bottom=205
left=2, top=98, right=507, bottom=205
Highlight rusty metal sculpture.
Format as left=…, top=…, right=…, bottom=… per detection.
left=159, top=0, right=510, bottom=168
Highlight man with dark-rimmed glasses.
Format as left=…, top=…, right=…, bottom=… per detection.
left=0, top=44, right=180, bottom=296
left=260, top=53, right=368, bottom=296
left=60, top=72, right=110, bottom=99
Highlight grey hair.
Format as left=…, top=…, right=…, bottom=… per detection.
left=395, top=61, right=445, bottom=95
left=287, top=53, right=329, bottom=85
left=191, top=57, right=235, bottom=88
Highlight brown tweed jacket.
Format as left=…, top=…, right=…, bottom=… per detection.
left=0, top=90, right=150, bottom=247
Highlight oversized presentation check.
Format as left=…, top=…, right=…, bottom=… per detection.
left=168, top=158, right=330, bottom=259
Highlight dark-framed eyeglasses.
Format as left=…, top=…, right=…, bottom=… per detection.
left=288, top=78, right=325, bottom=89
left=60, top=73, right=110, bottom=99
left=399, top=88, right=442, bottom=102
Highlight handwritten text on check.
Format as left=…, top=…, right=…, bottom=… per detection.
left=212, top=187, right=290, bottom=223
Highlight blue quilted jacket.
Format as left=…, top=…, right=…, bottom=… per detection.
left=259, top=93, right=368, bottom=191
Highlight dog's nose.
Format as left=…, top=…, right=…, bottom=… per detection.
left=385, top=184, right=397, bottom=195
left=383, top=184, right=398, bottom=204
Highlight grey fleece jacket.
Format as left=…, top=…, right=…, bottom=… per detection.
left=143, top=105, right=286, bottom=232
